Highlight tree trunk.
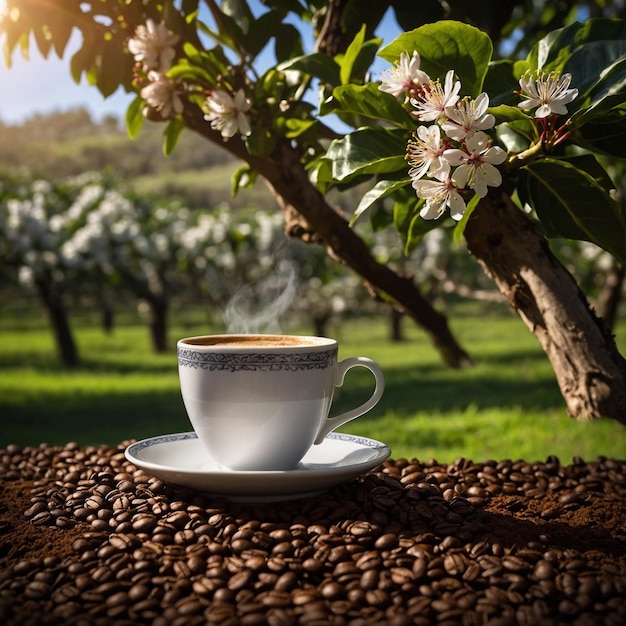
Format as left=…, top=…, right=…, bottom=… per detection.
left=596, top=260, right=624, bottom=333
left=182, top=110, right=472, bottom=368
left=312, top=313, right=330, bottom=337
left=147, top=297, right=168, bottom=353
left=35, top=278, right=79, bottom=367
left=390, top=307, right=404, bottom=342
left=464, top=190, right=626, bottom=423
left=101, top=305, right=114, bottom=335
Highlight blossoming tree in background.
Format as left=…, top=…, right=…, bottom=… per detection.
left=2, top=1, right=626, bottom=423
left=0, top=172, right=93, bottom=366
left=1, top=169, right=365, bottom=361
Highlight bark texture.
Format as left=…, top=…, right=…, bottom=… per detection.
left=464, top=191, right=626, bottom=423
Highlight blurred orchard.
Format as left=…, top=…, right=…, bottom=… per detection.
left=1, top=166, right=620, bottom=369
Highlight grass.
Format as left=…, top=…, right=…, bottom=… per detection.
left=1, top=308, right=625, bottom=464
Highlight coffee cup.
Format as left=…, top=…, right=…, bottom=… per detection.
left=177, top=334, right=385, bottom=471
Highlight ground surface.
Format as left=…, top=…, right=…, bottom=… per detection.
left=0, top=442, right=625, bottom=625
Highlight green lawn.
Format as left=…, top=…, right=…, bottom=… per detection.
left=1, top=309, right=625, bottom=463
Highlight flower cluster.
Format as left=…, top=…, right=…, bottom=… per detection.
left=381, top=52, right=505, bottom=221
left=128, top=20, right=252, bottom=140
left=380, top=52, right=578, bottom=221
left=128, top=19, right=184, bottom=119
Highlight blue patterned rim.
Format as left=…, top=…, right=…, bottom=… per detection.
left=177, top=347, right=337, bottom=372
left=129, top=431, right=387, bottom=453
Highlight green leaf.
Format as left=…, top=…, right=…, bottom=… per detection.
left=168, top=59, right=215, bottom=84
left=125, top=96, right=145, bottom=140
left=520, top=158, right=626, bottom=262
left=490, top=104, right=531, bottom=124
left=378, top=21, right=493, bottom=97
left=181, top=43, right=230, bottom=84
left=453, top=193, right=480, bottom=243
left=370, top=205, right=394, bottom=232
left=282, top=118, right=316, bottom=138
left=48, top=13, right=73, bottom=58
left=244, top=10, right=281, bottom=57
left=529, top=18, right=626, bottom=74
left=340, top=24, right=366, bottom=86
left=350, top=40, right=381, bottom=83
left=558, top=154, right=615, bottom=192
left=231, top=165, right=256, bottom=196
left=32, top=25, right=53, bottom=58
left=496, top=123, right=533, bottom=153
left=335, top=26, right=382, bottom=86
left=570, top=108, right=626, bottom=158
left=277, top=52, right=341, bottom=86
left=483, top=60, right=520, bottom=107
left=404, top=209, right=440, bottom=255
left=206, top=4, right=247, bottom=51
left=309, top=157, right=333, bottom=189
left=571, top=56, right=626, bottom=126
left=69, top=37, right=97, bottom=84
left=163, top=117, right=185, bottom=156
left=326, top=128, right=408, bottom=183
left=391, top=191, right=440, bottom=254
left=320, top=84, right=415, bottom=127
left=245, top=127, right=277, bottom=158
left=96, top=37, right=128, bottom=98
left=350, top=178, right=410, bottom=225
left=274, top=23, right=304, bottom=63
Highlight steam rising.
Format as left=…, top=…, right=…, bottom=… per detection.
left=223, top=261, right=297, bottom=334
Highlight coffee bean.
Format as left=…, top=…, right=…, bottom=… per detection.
left=444, top=553, right=468, bottom=576
left=534, top=559, right=555, bottom=580
left=502, top=555, right=530, bottom=573
left=228, top=569, right=254, bottom=591
left=24, top=580, right=51, bottom=599
left=320, top=581, right=344, bottom=600
left=109, top=533, right=139, bottom=551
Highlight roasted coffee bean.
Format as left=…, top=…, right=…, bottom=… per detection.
left=443, top=553, right=467, bottom=576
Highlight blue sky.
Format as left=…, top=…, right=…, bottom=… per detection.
left=0, top=7, right=401, bottom=126
left=0, top=31, right=133, bottom=124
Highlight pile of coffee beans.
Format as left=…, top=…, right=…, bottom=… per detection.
left=1, top=442, right=624, bottom=625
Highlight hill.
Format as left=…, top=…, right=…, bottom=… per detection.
left=0, top=108, right=275, bottom=209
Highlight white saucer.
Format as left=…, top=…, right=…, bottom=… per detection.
left=125, top=432, right=390, bottom=502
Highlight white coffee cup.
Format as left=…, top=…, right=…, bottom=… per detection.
left=177, top=334, right=385, bottom=471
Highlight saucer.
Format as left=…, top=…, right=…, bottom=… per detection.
left=125, top=432, right=390, bottom=502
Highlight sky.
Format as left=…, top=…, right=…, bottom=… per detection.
left=0, top=31, right=133, bottom=124
left=0, top=6, right=401, bottom=126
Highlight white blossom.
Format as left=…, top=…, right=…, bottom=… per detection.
left=141, top=72, right=183, bottom=119
left=410, top=70, right=461, bottom=123
left=379, top=51, right=430, bottom=100
left=442, top=93, right=495, bottom=140
left=406, top=124, right=450, bottom=182
left=413, top=170, right=466, bottom=221
left=444, top=131, right=507, bottom=197
left=518, top=71, right=578, bottom=118
left=128, top=19, right=179, bottom=71
left=204, top=89, right=252, bottom=139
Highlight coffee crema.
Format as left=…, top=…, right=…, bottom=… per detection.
left=183, top=335, right=319, bottom=348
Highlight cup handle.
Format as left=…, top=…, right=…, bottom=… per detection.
left=313, top=357, right=385, bottom=445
